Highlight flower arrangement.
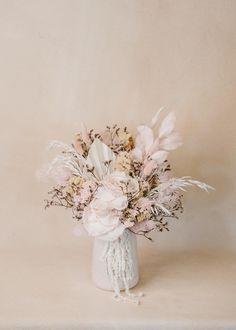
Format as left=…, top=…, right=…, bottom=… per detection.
left=43, top=110, right=213, bottom=303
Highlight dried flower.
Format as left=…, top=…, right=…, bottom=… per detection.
left=115, top=151, right=131, bottom=172
left=43, top=111, right=214, bottom=241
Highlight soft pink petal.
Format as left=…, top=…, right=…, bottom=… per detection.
left=123, top=220, right=135, bottom=228
left=137, top=197, right=152, bottom=211
left=132, top=147, right=143, bottom=161
left=147, top=137, right=160, bottom=156
left=82, top=205, right=125, bottom=241
left=150, top=150, right=168, bottom=164
left=136, top=125, right=154, bottom=154
left=150, top=107, right=164, bottom=128
left=143, top=159, right=157, bottom=176
left=159, top=112, right=176, bottom=139
left=159, top=132, right=182, bottom=151
left=74, top=140, right=84, bottom=154
left=109, top=195, right=128, bottom=210
left=131, top=220, right=157, bottom=234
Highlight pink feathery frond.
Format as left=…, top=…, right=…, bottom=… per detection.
left=150, top=150, right=168, bottom=163
left=136, top=125, right=154, bottom=154
left=158, top=112, right=176, bottom=139
left=159, top=132, right=182, bottom=151
left=150, top=107, right=164, bottom=128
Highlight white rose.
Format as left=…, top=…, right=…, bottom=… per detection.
left=82, top=171, right=135, bottom=241
left=93, top=186, right=128, bottom=211
left=82, top=206, right=125, bottom=241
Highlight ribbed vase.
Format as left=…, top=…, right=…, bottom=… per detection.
left=92, top=229, right=139, bottom=291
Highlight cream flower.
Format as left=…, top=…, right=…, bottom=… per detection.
left=82, top=205, right=125, bottom=241
left=114, top=151, right=131, bottom=173
left=92, top=186, right=128, bottom=211
left=82, top=171, right=140, bottom=240
left=82, top=171, right=130, bottom=240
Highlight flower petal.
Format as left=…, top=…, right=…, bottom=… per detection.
left=109, top=195, right=128, bottom=210
left=82, top=206, right=125, bottom=241
left=132, top=147, right=143, bottom=161
left=86, top=139, right=116, bottom=180
left=131, top=220, right=157, bottom=234
left=159, top=132, right=182, bottom=150
left=150, top=150, right=168, bottom=163
left=143, top=159, right=157, bottom=176
left=150, top=107, right=164, bottom=128
left=159, top=112, right=176, bottom=139
left=136, top=125, right=154, bottom=154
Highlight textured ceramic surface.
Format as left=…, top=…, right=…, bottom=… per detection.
left=92, top=231, right=139, bottom=291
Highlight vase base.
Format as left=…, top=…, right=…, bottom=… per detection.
left=92, top=275, right=139, bottom=292
left=92, top=230, right=139, bottom=293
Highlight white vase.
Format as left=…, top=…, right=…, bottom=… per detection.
left=92, top=229, right=139, bottom=291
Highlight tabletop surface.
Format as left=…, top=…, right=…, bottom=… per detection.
left=1, top=240, right=236, bottom=330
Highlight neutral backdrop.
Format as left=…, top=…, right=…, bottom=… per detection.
left=0, top=0, right=236, bottom=252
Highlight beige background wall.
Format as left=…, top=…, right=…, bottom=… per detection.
left=0, top=0, right=235, bottom=251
